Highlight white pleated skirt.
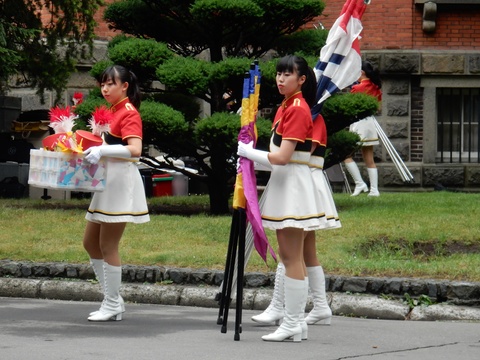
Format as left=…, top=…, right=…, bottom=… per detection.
left=260, top=150, right=325, bottom=231
left=309, top=156, right=341, bottom=230
left=349, top=115, right=380, bottom=146
left=85, top=160, right=150, bottom=224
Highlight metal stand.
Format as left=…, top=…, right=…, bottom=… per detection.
left=41, top=189, right=51, bottom=200
left=325, top=163, right=352, bottom=194
left=216, top=208, right=247, bottom=341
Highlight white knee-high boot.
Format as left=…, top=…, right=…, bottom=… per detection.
left=252, top=262, right=285, bottom=325
left=89, top=259, right=125, bottom=316
left=300, top=277, right=308, bottom=340
left=88, top=263, right=123, bottom=321
left=262, top=277, right=306, bottom=342
left=345, top=162, right=368, bottom=196
left=305, top=266, right=332, bottom=325
left=90, top=258, right=105, bottom=289
left=367, top=168, right=380, bottom=196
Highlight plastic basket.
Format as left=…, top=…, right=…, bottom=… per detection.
left=28, top=149, right=106, bottom=192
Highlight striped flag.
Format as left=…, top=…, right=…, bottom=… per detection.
left=311, top=0, right=369, bottom=118
left=235, top=62, right=276, bottom=262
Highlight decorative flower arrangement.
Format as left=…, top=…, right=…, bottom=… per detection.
left=43, top=105, right=113, bottom=153
left=48, top=106, right=77, bottom=134
left=72, top=92, right=83, bottom=107
left=43, top=106, right=80, bottom=152
left=75, top=105, right=113, bottom=151
left=88, top=105, right=113, bottom=137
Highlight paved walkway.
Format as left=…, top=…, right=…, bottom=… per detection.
left=1, top=297, right=479, bottom=360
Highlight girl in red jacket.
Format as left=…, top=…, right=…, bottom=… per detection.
left=344, top=61, right=382, bottom=196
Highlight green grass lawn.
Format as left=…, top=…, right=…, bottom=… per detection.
left=1, top=191, right=479, bottom=282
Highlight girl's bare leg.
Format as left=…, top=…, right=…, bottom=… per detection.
left=277, top=227, right=305, bottom=279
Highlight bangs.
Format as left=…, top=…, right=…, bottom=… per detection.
left=100, top=66, right=118, bottom=84
left=276, top=55, right=297, bottom=73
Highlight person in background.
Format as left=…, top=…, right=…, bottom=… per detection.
left=344, top=61, right=382, bottom=197
left=238, top=55, right=324, bottom=342
left=82, top=65, right=150, bottom=322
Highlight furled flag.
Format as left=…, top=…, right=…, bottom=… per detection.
left=235, top=62, right=276, bottom=263
left=311, top=0, right=370, bottom=118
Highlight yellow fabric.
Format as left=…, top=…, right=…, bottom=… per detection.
left=232, top=173, right=246, bottom=209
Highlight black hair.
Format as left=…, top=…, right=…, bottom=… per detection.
left=100, top=65, right=141, bottom=108
left=362, top=61, right=382, bottom=89
left=276, top=55, right=317, bottom=108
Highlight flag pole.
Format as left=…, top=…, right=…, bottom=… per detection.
left=373, top=119, right=414, bottom=183
left=217, top=61, right=273, bottom=341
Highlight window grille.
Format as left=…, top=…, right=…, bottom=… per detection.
left=437, top=88, right=480, bottom=163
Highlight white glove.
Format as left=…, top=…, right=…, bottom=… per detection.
left=83, top=145, right=131, bottom=165
left=237, top=141, right=272, bottom=170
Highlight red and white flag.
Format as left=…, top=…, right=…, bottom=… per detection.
left=312, top=0, right=369, bottom=117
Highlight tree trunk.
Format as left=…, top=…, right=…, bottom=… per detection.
left=207, top=147, right=232, bottom=215
left=207, top=176, right=230, bottom=215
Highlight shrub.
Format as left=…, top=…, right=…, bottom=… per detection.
left=274, top=28, right=328, bottom=57
left=325, top=129, right=361, bottom=169
left=108, top=38, right=174, bottom=85
left=140, top=101, right=189, bottom=156
left=143, top=92, right=201, bottom=124
left=156, top=57, right=211, bottom=97
left=322, top=92, right=380, bottom=134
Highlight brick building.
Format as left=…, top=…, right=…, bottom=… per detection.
left=6, top=0, right=480, bottom=191
left=313, top=0, right=480, bottom=190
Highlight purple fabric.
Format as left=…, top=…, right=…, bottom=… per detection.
left=238, top=123, right=276, bottom=262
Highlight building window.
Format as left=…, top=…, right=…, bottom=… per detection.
left=437, top=88, right=480, bottom=163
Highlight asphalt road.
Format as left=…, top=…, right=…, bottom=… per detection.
left=1, top=297, right=479, bottom=360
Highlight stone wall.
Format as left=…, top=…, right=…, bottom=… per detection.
left=359, top=50, right=480, bottom=191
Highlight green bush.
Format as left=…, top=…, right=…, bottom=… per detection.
left=156, top=57, right=211, bottom=97
left=194, top=112, right=271, bottom=153
left=194, top=112, right=240, bottom=153
left=90, top=38, right=174, bottom=86
left=90, top=60, right=114, bottom=82
left=108, top=38, right=174, bottom=85
left=324, top=129, right=361, bottom=169
left=254, top=116, right=273, bottom=151
left=140, top=101, right=189, bottom=154
left=274, top=28, right=328, bottom=57
left=322, top=92, right=380, bottom=134
left=209, top=58, right=253, bottom=82
left=108, top=34, right=130, bottom=49
left=143, top=92, right=201, bottom=124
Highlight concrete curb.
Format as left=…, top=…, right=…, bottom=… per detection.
left=1, top=260, right=480, bottom=306
left=1, top=277, right=480, bottom=322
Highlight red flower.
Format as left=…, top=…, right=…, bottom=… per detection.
left=72, top=92, right=83, bottom=105
left=91, top=105, right=113, bottom=126
left=49, top=106, right=74, bottom=123
left=89, top=105, right=113, bottom=136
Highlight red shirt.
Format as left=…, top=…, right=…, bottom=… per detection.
left=107, top=97, right=143, bottom=144
left=312, top=114, right=327, bottom=147
left=272, top=92, right=312, bottom=145
left=311, top=114, right=327, bottom=158
left=351, top=79, right=382, bottom=102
